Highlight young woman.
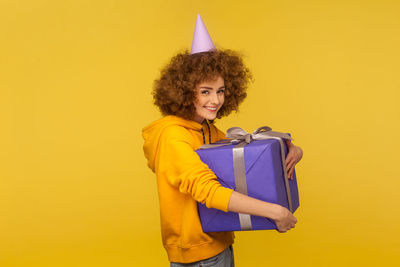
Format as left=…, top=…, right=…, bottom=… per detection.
left=142, top=49, right=303, bottom=266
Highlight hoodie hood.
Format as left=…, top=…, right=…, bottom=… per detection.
left=142, top=115, right=205, bottom=172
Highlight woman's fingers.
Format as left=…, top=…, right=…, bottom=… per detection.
left=288, top=169, right=293, bottom=179
left=286, top=154, right=294, bottom=166
left=286, top=145, right=301, bottom=180
left=290, top=169, right=294, bottom=179
left=286, top=160, right=297, bottom=179
left=286, top=157, right=295, bottom=179
left=285, top=167, right=293, bottom=180
left=287, top=160, right=296, bottom=172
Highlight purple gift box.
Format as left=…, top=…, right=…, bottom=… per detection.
left=195, top=128, right=299, bottom=232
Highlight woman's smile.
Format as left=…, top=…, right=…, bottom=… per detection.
left=204, top=106, right=217, bottom=112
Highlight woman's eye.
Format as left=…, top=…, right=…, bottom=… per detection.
left=217, top=90, right=225, bottom=94
left=201, top=90, right=209, bottom=95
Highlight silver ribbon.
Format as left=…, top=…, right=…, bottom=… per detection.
left=200, top=126, right=294, bottom=230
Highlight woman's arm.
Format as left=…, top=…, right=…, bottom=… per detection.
left=227, top=191, right=297, bottom=233
left=158, top=126, right=235, bottom=211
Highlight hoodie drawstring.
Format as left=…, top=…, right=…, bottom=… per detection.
left=206, top=121, right=211, bottom=144
left=201, top=120, right=212, bottom=144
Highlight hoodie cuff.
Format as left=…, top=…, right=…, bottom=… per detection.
left=208, top=186, right=234, bottom=212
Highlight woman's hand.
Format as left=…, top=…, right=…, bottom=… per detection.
left=273, top=205, right=297, bottom=233
left=285, top=140, right=303, bottom=180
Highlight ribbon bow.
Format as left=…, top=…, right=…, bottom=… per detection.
left=225, top=126, right=293, bottom=144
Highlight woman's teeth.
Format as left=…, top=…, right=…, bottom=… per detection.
left=205, top=106, right=217, bottom=111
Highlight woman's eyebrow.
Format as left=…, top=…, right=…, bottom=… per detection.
left=199, top=86, right=225, bottom=89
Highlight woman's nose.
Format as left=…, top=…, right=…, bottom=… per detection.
left=210, top=92, right=220, bottom=104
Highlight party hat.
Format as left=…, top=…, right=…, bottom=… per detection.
left=190, top=14, right=216, bottom=54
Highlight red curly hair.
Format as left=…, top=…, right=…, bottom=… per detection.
left=152, top=49, right=253, bottom=120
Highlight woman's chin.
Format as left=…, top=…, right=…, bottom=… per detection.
left=205, top=115, right=217, bottom=121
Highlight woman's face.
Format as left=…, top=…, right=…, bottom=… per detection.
left=192, top=76, right=225, bottom=124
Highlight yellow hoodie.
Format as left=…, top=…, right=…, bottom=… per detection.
left=142, top=115, right=235, bottom=263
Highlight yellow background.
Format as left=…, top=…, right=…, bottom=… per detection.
left=1, top=0, right=400, bottom=266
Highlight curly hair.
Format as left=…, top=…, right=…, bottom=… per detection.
left=152, top=49, right=253, bottom=120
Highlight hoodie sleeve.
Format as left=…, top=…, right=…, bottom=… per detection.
left=156, top=125, right=233, bottom=212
